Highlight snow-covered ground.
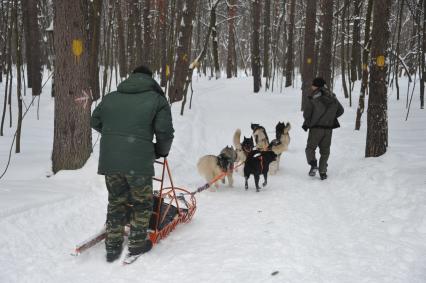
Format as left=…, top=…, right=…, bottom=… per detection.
left=0, top=74, right=425, bottom=283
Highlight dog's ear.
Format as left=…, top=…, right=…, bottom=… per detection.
left=251, top=124, right=255, bottom=130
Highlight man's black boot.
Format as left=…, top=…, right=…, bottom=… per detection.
left=128, top=240, right=153, bottom=256
left=320, top=173, right=328, bottom=180
left=106, top=247, right=122, bottom=262
left=308, top=160, right=318, bottom=177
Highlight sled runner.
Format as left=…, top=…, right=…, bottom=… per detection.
left=72, top=158, right=196, bottom=256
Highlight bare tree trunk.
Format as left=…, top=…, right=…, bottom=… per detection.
left=350, top=0, right=362, bottom=82
left=340, top=0, right=349, bottom=99
left=160, top=0, right=168, bottom=86
left=1, top=3, right=12, bottom=136
left=52, top=0, right=92, bottom=173
left=211, top=3, right=220, bottom=79
left=366, top=0, right=391, bottom=157
left=263, top=0, right=271, bottom=89
left=226, top=0, right=237, bottom=79
left=14, top=0, right=23, bottom=152
left=88, top=0, right=102, bottom=101
left=127, top=2, right=136, bottom=70
left=318, top=0, right=333, bottom=86
left=394, top=0, right=404, bottom=101
left=169, top=0, right=198, bottom=103
left=116, top=0, right=127, bottom=78
left=285, top=0, right=295, bottom=87
left=355, top=0, right=373, bottom=130
left=143, top=0, right=152, bottom=68
left=301, top=0, right=317, bottom=110
left=251, top=0, right=261, bottom=93
left=421, top=0, right=426, bottom=109
left=22, top=0, right=42, bottom=96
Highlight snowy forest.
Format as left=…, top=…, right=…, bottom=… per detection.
left=0, top=0, right=425, bottom=282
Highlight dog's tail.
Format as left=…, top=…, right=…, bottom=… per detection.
left=284, top=122, right=291, bottom=134
left=233, top=129, right=242, bottom=149
left=271, top=142, right=286, bottom=155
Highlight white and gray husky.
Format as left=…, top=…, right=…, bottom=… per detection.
left=233, top=121, right=291, bottom=175
left=268, top=122, right=291, bottom=175
left=197, top=146, right=238, bottom=189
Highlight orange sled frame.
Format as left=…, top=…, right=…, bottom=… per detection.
left=149, top=158, right=196, bottom=244
left=72, top=158, right=196, bottom=255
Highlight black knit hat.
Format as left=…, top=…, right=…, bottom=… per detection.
left=133, top=65, right=153, bottom=76
left=312, top=77, right=326, bottom=88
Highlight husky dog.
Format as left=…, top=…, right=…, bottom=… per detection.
left=239, top=136, right=277, bottom=192
left=251, top=123, right=270, bottom=151
left=234, top=130, right=278, bottom=192
left=268, top=122, right=291, bottom=175
left=197, top=146, right=237, bottom=189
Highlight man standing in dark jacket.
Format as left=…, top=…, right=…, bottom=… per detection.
left=91, top=65, right=174, bottom=262
left=302, top=77, right=344, bottom=180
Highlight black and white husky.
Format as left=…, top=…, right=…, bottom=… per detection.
left=233, top=129, right=280, bottom=192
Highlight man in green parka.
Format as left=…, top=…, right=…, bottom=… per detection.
left=91, top=65, right=174, bottom=262
left=302, top=77, right=344, bottom=180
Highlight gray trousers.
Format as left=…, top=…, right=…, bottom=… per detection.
left=305, top=128, right=333, bottom=173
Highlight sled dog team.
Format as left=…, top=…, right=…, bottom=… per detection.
left=197, top=77, right=344, bottom=191
left=197, top=122, right=291, bottom=192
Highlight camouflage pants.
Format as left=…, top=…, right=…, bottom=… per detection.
left=305, top=128, right=333, bottom=173
left=105, top=174, right=153, bottom=252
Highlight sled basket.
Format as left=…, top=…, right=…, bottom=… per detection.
left=148, top=159, right=196, bottom=244
left=72, top=158, right=196, bottom=255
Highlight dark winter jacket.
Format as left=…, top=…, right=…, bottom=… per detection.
left=91, top=73, right=174, bottom=176
left=303, top=87, right=344, bottom=130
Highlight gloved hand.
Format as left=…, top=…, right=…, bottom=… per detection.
left=155, top=152, right=168, bottom=159
left=302, top=125, right=308, bottom=132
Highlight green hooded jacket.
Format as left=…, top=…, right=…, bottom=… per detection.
left=303, top=87, right=344, bottom=129
left=91, top=73, right=174, bottom=176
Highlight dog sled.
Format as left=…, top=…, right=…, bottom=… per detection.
left=72, top=158, right=245, bottom=257
left=72, top=158, right=196, bottom=256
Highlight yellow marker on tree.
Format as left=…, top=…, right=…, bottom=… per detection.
left=307, top=57, right=312, bottom=64
left=376, top=55, right=385, bottom=67
left=72, top=39, right=83, bottom=63
left=166, top=65, right=170, bottom=79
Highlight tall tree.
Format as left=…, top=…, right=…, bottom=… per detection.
left=88, top=0, right=102, bottom=101
left=421, top=0, right=426, bottom=109
left=52, top=0, right=92, bottom=173
left=365, top=0, right=391, bottom=157
left=143, top=0, right=152, bottom=68
left=301, top=0, right=317, bottom=110
left=116, top=0, right=127, bottom=78
left=169, top=0, right=198, bottom=103
left=350, top=0, right=362, bottom=82
left=159, top=0, right=168, bottom=86
left=318, top=0, right=334, bottom=87
left=285, top=0, right=296, bottom=87
left=14, top=0, right=23, bottom=152
left=340, top=0, right=349, bottom=98
left=355, top=0, right=373, bottom=130
left=226, top=0, right=237, bottom=78
left=263, top=0, right=271, bottom=86
left=251, top=0, right=261, bottom=93
left=22, top=0, right=42, bottom=96
left=211, top=1, right=220, bottom=79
